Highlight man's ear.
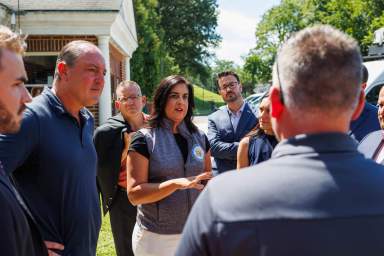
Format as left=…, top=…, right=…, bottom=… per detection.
left=57, top=62, right=67, bottom=80
left=141, top=95, right=147, bottom=106
left=351, top=89, right=365, bottom=121
left=270, top=86, right=284, bottom=118
left=115, top=100, right=120, bottom=111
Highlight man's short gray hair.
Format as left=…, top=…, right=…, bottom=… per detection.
left=53, top=40, right=97, bottom=81
left=115, top=80, right=142, bottom=99
left=273, top=25, right=362, bottom=116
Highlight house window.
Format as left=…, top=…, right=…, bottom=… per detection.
left=24, top=55, right=57, bottom=86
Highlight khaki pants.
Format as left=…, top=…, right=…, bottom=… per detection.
left=132, top=223, right=181, bottom=256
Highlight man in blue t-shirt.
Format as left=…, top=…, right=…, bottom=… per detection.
left=0, top=40, right=106, bottom=255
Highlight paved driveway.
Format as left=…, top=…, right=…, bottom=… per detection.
left=193, top=116, right=208, bottom=134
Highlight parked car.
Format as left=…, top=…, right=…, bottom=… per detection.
left=363, top=27, right=384, bottom=105
left=364, top=59, right=384, bottom=105
left=245, top=91, right=268, bottom=117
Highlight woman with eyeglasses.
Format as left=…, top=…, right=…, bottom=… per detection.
left=126, top=75, right=212, bottom=256
left=237, top=94, right=278, bottom=169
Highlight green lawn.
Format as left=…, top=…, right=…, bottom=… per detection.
left=96, top=213, right=116, bottom=256
left=193, top=85, right=224, bottom=115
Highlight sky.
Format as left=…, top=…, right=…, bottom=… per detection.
left=215, top=0, right=281, bottom=66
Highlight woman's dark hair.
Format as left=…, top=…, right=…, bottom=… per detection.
left=362, top=64, right=368, bottom=84
left=149, top=75, right=197, bottom=133
left=245, top=91, right=270, bottom=138
left=245, top=123, right=264, bottom=138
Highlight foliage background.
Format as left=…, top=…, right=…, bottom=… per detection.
left=131, top=0, right=384, bottom=99
left=131, top=0, right=221, bottom=98
left=241, top=0, right=384, bottom=88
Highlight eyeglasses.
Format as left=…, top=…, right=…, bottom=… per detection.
left=276, top=60, right=285, bottom=105
left=117, top=95, right=141, bottom=103
left=219, top=81, right=238, bottom=91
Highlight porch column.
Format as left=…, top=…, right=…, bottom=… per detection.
left=125, top=56, right=131, bottom=80
left=97, top=35, right=112, bottom=125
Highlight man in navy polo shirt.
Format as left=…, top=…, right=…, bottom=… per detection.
left=0, top=40, right=106, bottom=255
left=177, top=25, right=384, bottom=256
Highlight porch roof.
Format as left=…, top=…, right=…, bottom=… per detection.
left=1, top=0, right=121, bottom=11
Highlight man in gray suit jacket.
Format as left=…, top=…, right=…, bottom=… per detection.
left=208, top=71, right=257, bottom=174
left=358, top=85, right=384, bottom=162
left=177, top=25, right=384, bottom=256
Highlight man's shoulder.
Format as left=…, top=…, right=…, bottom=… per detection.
left=94, top=115, right=129, bottom=144
left=365, top=102, right=378, bottom=112
left=358, top=130, right=382, bottom=157
left=26, top=94, right=51, bottom=115
left=363, top=102, right=380, bottom=120
left=211, top=160, right=276, bottom=189
left=201, top=164, right=277, bottom=221
left=208, top=106, right=227, bottom=120
left=206, top=149, right=384, bottom=208
left=95, top=114, right=127, bottom=132
left=242, top=102, right=257, bottom=118
left=360, top=130, right=382, bottom=143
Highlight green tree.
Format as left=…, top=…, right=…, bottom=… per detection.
left=130, top=0, right=181, bottom=97
left=131, top=0, right=163, bottom=97
left=158, top=0, right=221, bottom=82
left=244, top=0, right=384, bottom=86
left=313, top=0, right=371, bottom=53
left=244, top=0, right=308, bottom=86
left=243, top=54, right=271, bottom=86
left=363, top=0, right=384, bottom=46
left=131, top=0, right=221, bottom=97
left=254, top=0, right=307, bottom=58
left=211, top=59, right=237, bottom=75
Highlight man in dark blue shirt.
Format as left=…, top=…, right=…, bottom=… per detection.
left=349, top=64, right=380, bottom=142
left=0, top=25, right=47, bottom=256
left=0, top=40, right=106, bottom=255
left=177, top=25, right=384, bottom=256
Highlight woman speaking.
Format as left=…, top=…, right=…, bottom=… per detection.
left=127, top=75, right=212, bottom=256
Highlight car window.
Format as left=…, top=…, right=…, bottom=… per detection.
left=366, top=84, right=384, bottom=105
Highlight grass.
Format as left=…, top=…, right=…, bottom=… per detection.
left=193, top=85, right=224, bottom=115
left=96, top=213, right=116, bottom=256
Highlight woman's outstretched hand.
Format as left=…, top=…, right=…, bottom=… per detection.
left=174, top=172, right=212, bottom=190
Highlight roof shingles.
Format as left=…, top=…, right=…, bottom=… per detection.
left=0, top=0, right=121, bottom=11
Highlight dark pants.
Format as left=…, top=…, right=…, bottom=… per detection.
left=109, top=189, right=137, bottom=256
